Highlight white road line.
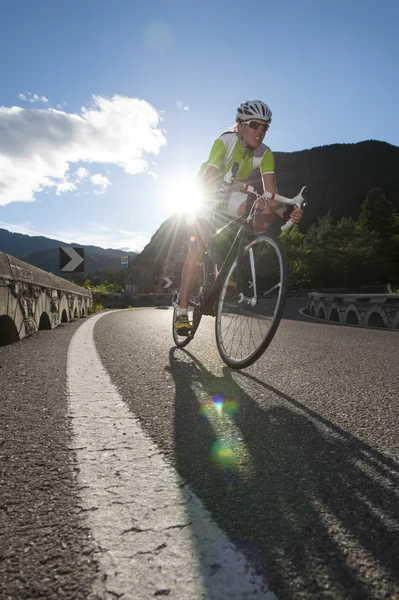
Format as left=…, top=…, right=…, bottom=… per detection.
left=67, top=312, right=277, bottom=600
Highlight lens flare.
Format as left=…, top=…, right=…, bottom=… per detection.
left=199, top=396, right=239, bottom=420
left=223, top=399, right=239, bottom=418
left=164, top=176, right=204, bottom=215
left=199, top=395, right=246, bottom=486
left=212, top=440, right=235, bottom=467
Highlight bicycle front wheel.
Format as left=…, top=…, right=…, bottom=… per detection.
left=215, top=232, right=288, bottom=369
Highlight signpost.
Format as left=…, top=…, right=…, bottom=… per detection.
left=125, top=284, right=136, bottom=295
left=59, top=247, right=85, bottom=273
left=121, top=256, right=129, bottom=269
left=121, top=256, right=129, bottom=291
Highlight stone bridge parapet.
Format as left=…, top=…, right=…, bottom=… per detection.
left=308, top=292, right=399, bottom=330
left=0, top=252, right=92, bottom=345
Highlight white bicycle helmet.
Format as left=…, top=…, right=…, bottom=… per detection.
left=236, top=100, right=272, bottom=123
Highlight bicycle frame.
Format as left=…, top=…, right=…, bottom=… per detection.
left=194, top=192, right=258, bottom=323
left=187, top=184, right=308, bottom=337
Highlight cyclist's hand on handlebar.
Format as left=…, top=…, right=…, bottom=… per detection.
left=290, top=206, right=304, bottom=224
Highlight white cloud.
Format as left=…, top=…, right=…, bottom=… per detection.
left=54, top=223, right=149, bottom=252
left=90, top=173, right=111, bottom=194
left=33, top=94, right=48, bottom=103
left=75, top=167, right=89, bottom=181
left=0, top=95, right=167, bottom=205
left=54, top=166, right=107, bottom=195
left=176, top=100, right=190, bottom=111
left=18, top=92, right=48, bottom=104
left=56, top=179, right=77, bottom=195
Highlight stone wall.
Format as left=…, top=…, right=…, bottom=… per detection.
left=0, top=252, right=92, bottom=345
left=308, top=292, right=399, bottom=329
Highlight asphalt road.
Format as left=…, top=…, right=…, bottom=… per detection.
left=1, top=301, right=398, bottom=599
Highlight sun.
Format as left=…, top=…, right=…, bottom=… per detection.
left=164, top=175, right=204, bottom=215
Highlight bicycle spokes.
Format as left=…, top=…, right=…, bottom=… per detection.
left=215, top=233, right=288, bottom=369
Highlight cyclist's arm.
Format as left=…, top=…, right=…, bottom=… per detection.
left=262, top=173, right=304, bottom=222
left=260, top=150, right=286, bottom=219
left=262, top=173, right=286, bottom=218
left=198, top=139, right=226, bottom=201
left=201, top=165, right=221, bottom=192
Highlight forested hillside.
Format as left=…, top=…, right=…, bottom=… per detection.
left=129, top=140, right=399, bottom=292
left=273, top=140, right=399, bottom=228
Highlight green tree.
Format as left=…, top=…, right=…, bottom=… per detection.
left=357, top=187, right=396, bottom=239
left=281, top=227, right=311, bottom=289
left=357, top=188, right=399, bottom=285
left=301, top=214, right=377, bottom=289
left=82, top=279, right=123, bottom=293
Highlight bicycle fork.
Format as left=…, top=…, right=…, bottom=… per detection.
left=236, top=244, right=258, bottom=307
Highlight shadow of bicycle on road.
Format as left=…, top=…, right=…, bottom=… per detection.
left=167, top=347, right=399, bottom=600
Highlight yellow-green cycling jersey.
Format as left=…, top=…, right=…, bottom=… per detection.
left=198, top=129, right=275, bottom=191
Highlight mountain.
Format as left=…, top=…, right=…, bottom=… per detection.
left=21, top=247, right=133, bottom=274
left=0, top=228, right=137, bottom=274
left=0, top=228, right=137, bottom=259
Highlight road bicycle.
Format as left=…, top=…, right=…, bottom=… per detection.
left=172, top=177, right=307, bottom=369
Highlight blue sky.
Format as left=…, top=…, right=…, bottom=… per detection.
left=0, top=0, right=398, bottom=252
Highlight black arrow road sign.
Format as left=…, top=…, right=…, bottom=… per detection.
left=59, top=247, right=85, bottom=272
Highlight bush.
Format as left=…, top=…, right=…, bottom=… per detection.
left=88, top=304, right=104, bottom=314
left=386, top=283, right=399, bottom=294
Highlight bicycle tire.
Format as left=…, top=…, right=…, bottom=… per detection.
left=215, top=231, right=288, bottom=369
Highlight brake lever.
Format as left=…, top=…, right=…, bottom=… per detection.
left=281, top=186, right=308, bottom=231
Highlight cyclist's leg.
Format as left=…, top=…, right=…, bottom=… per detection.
left=252, top=207, right=274, bottom=234
left=179, top=217, right=211, bottom=309
left=174, top=217, right=211, bottom=335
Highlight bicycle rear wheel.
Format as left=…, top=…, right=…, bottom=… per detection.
left=215, top=232, right=288, bottom=369
left=172, top=261, right=206, bottom=348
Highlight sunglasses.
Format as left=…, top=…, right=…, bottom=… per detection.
left=246, top=120, right=270, bottom=133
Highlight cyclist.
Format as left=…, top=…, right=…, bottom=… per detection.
left=174, top=100, right=304, bottom=335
